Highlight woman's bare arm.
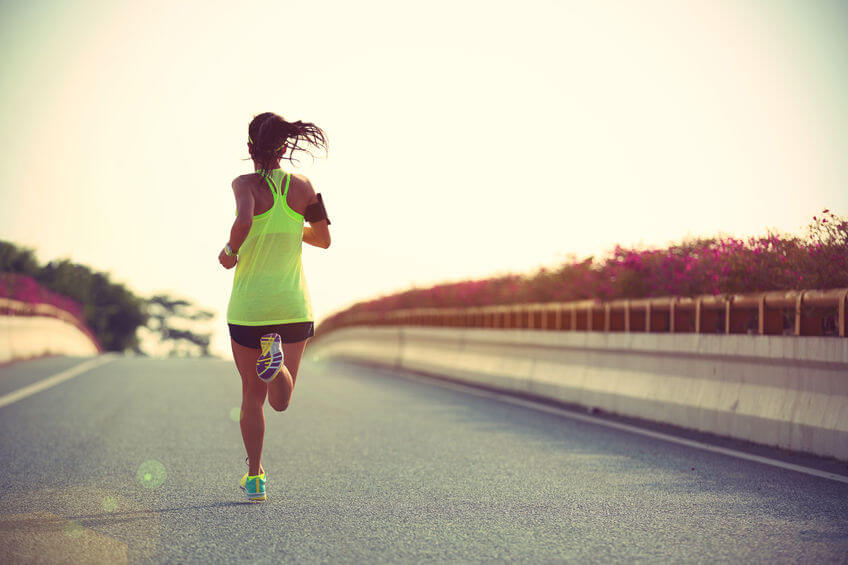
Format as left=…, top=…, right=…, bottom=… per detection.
left=219, top=178, right=256, bottom=268
left=297, top=177, right=331, bottom=249
left=228, top=180, right=255, bottom=252
left=303, top=222, right=330, bottom=248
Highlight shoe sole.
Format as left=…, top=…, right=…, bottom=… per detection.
left=256, top=333, right=283, bottom=383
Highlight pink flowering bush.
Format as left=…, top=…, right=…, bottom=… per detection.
left=1, top=241, right=147, bottom=351
left=326, top=210, right=848, bottom=324
left=0, top=273, right=85, bottom=321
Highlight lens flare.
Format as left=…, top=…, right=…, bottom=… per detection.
left=308, top=356, right=328, bottom=373
left=0, top=488, right=153, bottom=561
left=101, top=496, right=119, bottom=512
left=64, top=520, right=84, bottom=538
left=136, top=460, right=166, bottom=489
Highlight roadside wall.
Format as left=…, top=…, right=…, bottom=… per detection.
left=0, top=315, right=100, bottom=363
left=312, top=326, right=848, bottom=460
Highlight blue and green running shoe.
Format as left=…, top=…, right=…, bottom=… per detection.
left=256, top=333, right=283, bottom=383
left=240, top=471, right=266, bottom=502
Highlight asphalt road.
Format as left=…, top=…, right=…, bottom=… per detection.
left=0, top=354, right=847, bottom=563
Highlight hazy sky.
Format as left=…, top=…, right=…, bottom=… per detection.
left=2, top=0, right=846, bottom=356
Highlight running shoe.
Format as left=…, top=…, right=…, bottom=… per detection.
left=256, top=333, right=284, bottom=383
left=240, top=471, right=266, bottom=502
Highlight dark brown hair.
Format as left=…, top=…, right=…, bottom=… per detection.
left=247, top=112, right=327, bottom=174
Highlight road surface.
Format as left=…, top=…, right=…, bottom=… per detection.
left=0, top=354, right=846, bottom=563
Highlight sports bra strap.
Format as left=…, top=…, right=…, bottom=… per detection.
left=282, top=173, right=291, bottom=199
left=260, top=172, right=281, bottom=199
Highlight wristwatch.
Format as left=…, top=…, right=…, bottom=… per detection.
left=224, top=244, right=236, bottom=257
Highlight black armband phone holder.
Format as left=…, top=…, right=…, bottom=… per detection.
left=304, top=193, right=331, bottom=225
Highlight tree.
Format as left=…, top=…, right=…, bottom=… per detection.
left=143, top=294, right=214, bottom=357
left=0, top=241, right=39, bottom=277
left=1, top=240, right=148, bottom=351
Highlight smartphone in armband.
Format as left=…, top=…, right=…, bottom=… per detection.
left=304, top=193, right=331, bottom=225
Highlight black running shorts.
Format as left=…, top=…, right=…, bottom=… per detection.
left=228, top=322, right=315, bottom=349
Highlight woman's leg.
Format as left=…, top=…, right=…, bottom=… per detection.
left=232, top=339, right=268, bottom=477
left=267, top=339, right=309, bottom=412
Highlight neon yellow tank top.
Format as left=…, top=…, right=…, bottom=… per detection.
left=227, top=169, right=313, bottom=325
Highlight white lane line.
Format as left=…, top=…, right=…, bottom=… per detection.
left=0, top=356, right=115, bottom=409
left=388, top=369, right=848, bottom=485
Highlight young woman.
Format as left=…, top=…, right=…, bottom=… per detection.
left=218, top=112, right=330, bottom=502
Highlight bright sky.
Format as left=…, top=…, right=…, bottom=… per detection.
left=2, top=0, right=847, bottom=357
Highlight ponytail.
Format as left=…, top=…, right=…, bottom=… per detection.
left=247, top=113, right=328, bottom=174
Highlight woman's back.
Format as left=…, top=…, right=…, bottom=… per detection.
left=238, top=172, right=314, bottom=218
left=227, top=169, right=313, bottom=325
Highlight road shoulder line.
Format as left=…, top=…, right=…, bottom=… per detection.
left=378, top=365, right=848, bottom=485
left=0, top=356, right=115, bottom=409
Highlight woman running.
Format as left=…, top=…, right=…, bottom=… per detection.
left=218, top=112, right=330, bottom=502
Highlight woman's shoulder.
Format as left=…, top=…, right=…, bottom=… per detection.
left=288, top=172, right=312, bottom=186
left=231, top=172, right=264, bottom=190
left=287, top=173, right=315, bottom=196
left=284, top=173, right=316, bottom=213
left=290, top=172, right=316, bottom=190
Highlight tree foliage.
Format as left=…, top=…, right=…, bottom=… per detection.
left=144, top=294, right=214, bottom=357
left=0, top=240, right=147, bottom=351
left=0, top=242, right=39, bottom=277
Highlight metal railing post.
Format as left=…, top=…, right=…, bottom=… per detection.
left=841, top=290, right=848, bottom=337
left=725, top=296, right=732, bottom=335
left=695, top=298, right=702, bottom=334
left=646, top=301, right=652, bottom=333
left=670, top=299, right=676, bottom=333
left=758, top=294, right=766, bottom=335
left=795, top=291, right=806, bottom=336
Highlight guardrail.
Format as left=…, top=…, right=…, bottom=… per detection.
left=313, top=325, right=848, bottom=460
left=318, top=288, right=848, bottom=338
left=0, top=297, right=101, bottom=351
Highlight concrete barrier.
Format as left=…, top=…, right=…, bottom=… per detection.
left=312, top=326, right=848, bottom=460
left=0, top=315, right=100, bottom=363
